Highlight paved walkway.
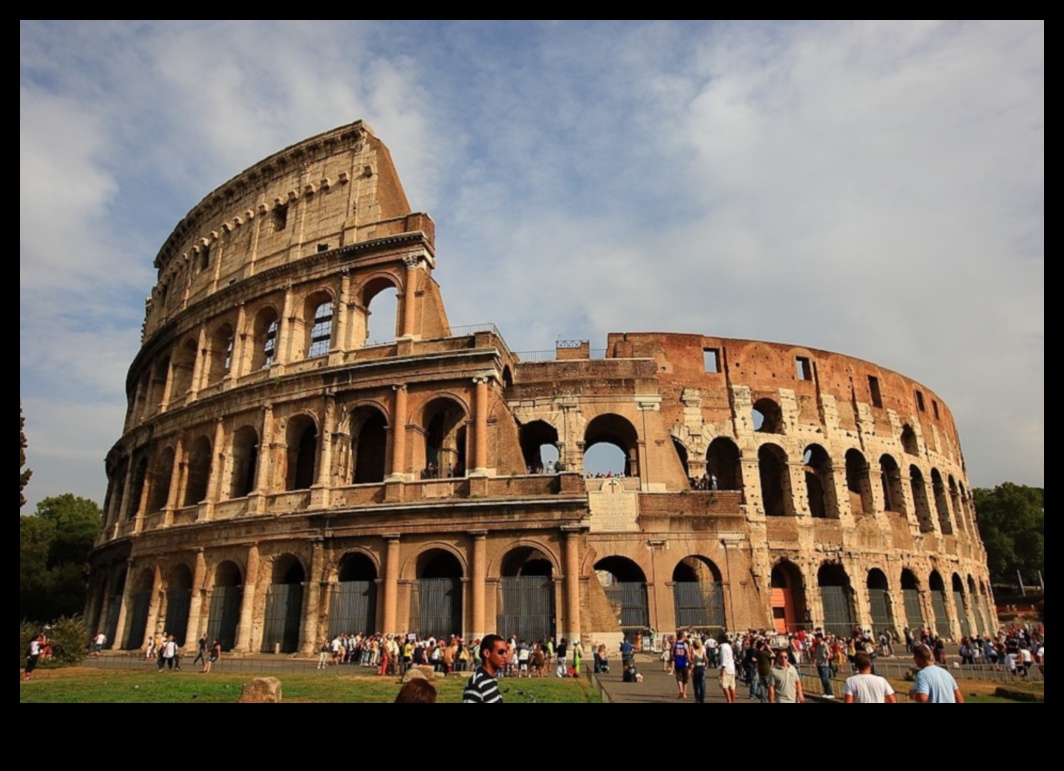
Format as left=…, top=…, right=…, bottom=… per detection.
left=595, top=655, right=762, bottom=704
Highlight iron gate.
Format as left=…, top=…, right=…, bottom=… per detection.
left=497, top=577, right=555, bottom=643
left=206, top=586, right=242, bottom=652
left=104, top=595, right=121, bottom=648
left=869, top=588, right=893, bottom=635
left=604, top=582, right=650, bottom=633
left=329, top=582, right=378, bottom=638
left=932, top=590, right=951, bottom=637
left=126, top=589, right=151, bottom=650
left=821, top=586, right=856, bottom=638
left=673, top=582, right=726, bottom=632
left=904, top=589, right=925, bottom=630
left=953, top=592, right=971, bottom=637
left=164, top=588, right=192, bottom=646
left=262, top=584, right=304, bottom=653
left=414, top=578, right=463, bottom=640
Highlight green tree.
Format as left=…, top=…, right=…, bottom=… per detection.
left=19, top=495, right=102, bottom=622
left=20, top=403, right=32, bottom=508
left=974, top=483, right=1044, bottom=584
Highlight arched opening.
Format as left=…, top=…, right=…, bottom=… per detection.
left=803, top=445, right=836, bottom=519
left=306, top=295, right=335, bottom=359
left=771, top=562, right=808, bottom=634
left=932, top=470, right=953, bottom=535
left=867, top=569, right=894, bottom=636
left=502, top=366, right=514, bottom=390
left=423, top=398, right=467, bottom=479
left=414, top=550, right=464, bottom=640
left=164, top=565, right=193, bottom=647
left=207, top=323, right=235, bottom=383
left=147, top=355, right=170, bottom=415
left=252, top=307, right=280, bottom=370
left=968, top=577, right=985, bottom=636
left=952, top=574, right=971, bottom=637
left=330, top=554, right=378, bottom=638
left=519, top=421, right=560, bottom=474
left=350, top=407, right=388, bottom=485
left=584, top=414, right=640, bottom=479
left=753, top=398, right=784, bottom=435
left=901, top=570, right=925, bottom=631
left=229, top=426, right=259, bottom=499
left=949, top=477, right=966, bottom=535
left=147, top=449, right=173, bottom=514
left=879, top=455, right=906, bottom=516
left=103, top=569, right=126, bottom=648
left=286, top=417, right=318, bottom=491
left=263, top=556, right=305, bottom=654
left=759, top=444, right=793, bottom=517
left=498, top=547, right=556, bottom=644
left=707, top=438, right=743, bottom=492
left=183, top=436, right=213, bottom=507
left=846, top=450, right=874, bottom=516
left=169, top=339, right=198, bottom=399
left=901, top=425, right=919, bottom=456
left=672, top=557, right=726, bottom=634
left=818, top=564, right=857, bottom=638
left=910, top=467, right=934, bottom=533
left=672, top=438, right=690, bottom=480
left=123, top=455, right=146, bottom=519
left=207, top=562, right=243, bottom=652
left=363, top=278, right=400, bottom=346
left=125, top=570, right=154, bottom=651
left=595, top=557, right=650, bottom=637
left=929, top=571, right=951, bottom=637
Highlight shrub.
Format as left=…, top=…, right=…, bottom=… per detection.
left=20, top=617, right=89, bottom=669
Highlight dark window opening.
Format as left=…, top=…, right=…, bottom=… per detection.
left=868, top=376, right=883, bottom=409
left=273, top=204, right=289, bottom=232
left=916, top=390, right=926, bottom=413
left=932, top=400, right=940, bottom=420
left=198, top=246, right=211, bottom=273
left=796, top=357, right=813, bottom=382
left=263, top=320, right=279, bottom=368
left=317, top=243, right=330, bottom=254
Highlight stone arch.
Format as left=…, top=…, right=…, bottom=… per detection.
left=361, top=274, right=401, bottom=346
left=931, top=470, right=953, bottom=535
left=845, top=449, right=874, bottom=516
left=519, top=420, right=560, bottom=473
left=183, top=435, right=213, bottom=507
left=285, top=414, right=319, bottom=491
left=420, top=396, right=469, bottom=479
left=206, top=559, right=245, bottom=652
left=147, top=448, right=173, bottom=514
left=968, top=575, right=986, bottom=636
left=228, top=425, right=259, bottom=499
left=867, top=569, right=895, bottom=636
left=672, top=556, right=726, bottom=632
left=349, top=405, right=389, bottom=485
left=948, top=476, right=965, bottom=534
left=952, top=573, right=971, bottom=637
left=207, top=321, right=235, bottom=384
left=910, top=466, right=934, bottom=533
left=595, top=557, right=650, bottom=635
left=771, top=560, right=808, bottom=634
left=753, top=398, right=784, bottom=435
left=330, top=552, right=379, bottom=638
left=302, top=289, right=336, bottom=360
left=672, top=437, right=690, bottom=480
left=900, top=569, right=925, bottom=632
left=164, top=564, right=194, bottom=646
left=491, top=541, right=562, bottom=579
left=146, top=354, right=170, bottom=416
left=251, top=305, right=281, bottom=370
left=901, top=425, right=919, bottom=456
left=759, top=443, right=794, bottom=517
left=413, top=548, right=465, bottom=640
left=818, top=563, right=857, bottom=638
left=707, top=437, right=743, bottom=492
left=497, top=545, right=558, bottom=644
left=929, top=571, right=951, bottom=637
left=584, top=414, right=641, bottom=478
left=803, top=444, right=836, bottom=519
left=879, top=455, right=906, bottom=516
left=263, top=554, right=306, bottom=654
left=126, top=569, right=155, bottom=651
left=169, top=338, right=198, bottom=399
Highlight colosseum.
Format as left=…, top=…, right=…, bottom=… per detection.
left=87, top=121, right=997, bottom=656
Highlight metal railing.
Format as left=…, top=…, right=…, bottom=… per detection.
left=446, top=323, right=501, bottom=338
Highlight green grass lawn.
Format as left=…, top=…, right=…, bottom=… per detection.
left=20, top=668, right=601, bottom=704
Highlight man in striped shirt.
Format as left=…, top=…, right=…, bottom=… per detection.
left=463, top=635, right=508, bottom=704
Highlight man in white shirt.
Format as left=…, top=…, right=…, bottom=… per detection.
left=843, top=652, right=896, bottom=704
left=718, top=636, right=737, bottom=704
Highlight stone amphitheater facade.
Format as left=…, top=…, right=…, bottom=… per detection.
left=87, top=121, right=996, bottom=655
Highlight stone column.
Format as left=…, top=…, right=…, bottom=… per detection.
left=301, top=541, right=325, bottom=655
left=143, top=565, right=165, bottom=639
left=564, top=529, right=583, bottom=642
left=116, top=460, right=137, bottom=533
left=314, top=396, right=337, bottom=508
left=160, top=358, right=176, bottom=412
left=236, top=544, right=261, bottom=654
left=382, top=536, right=401, bottom=636
left=278, top=286, right=296, bottom=367
left=114, top=560, right=137, bottom=650
left=230, top=304, right=248, bottom=382
left=203, top=419, right=227, bottom=519
left=472, top=377, right=491, bottom=476
left=388, top=386, right=408, bottom=480
left=189, top=327, right=208, bottom=399
left=470, top=532, right=488, bottom=641
left=251, top=405, right=274, bottom=513
left=185, top=550, right=208, bottom=645
left=336, top=270, right=352, bottom=354
left=400, top=255, right=420, bottom=339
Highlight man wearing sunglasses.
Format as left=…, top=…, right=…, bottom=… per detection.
left=463, top=635, right=509, bottom=704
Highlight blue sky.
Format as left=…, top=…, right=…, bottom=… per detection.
left=19, top=20, right=1044, bottom=510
